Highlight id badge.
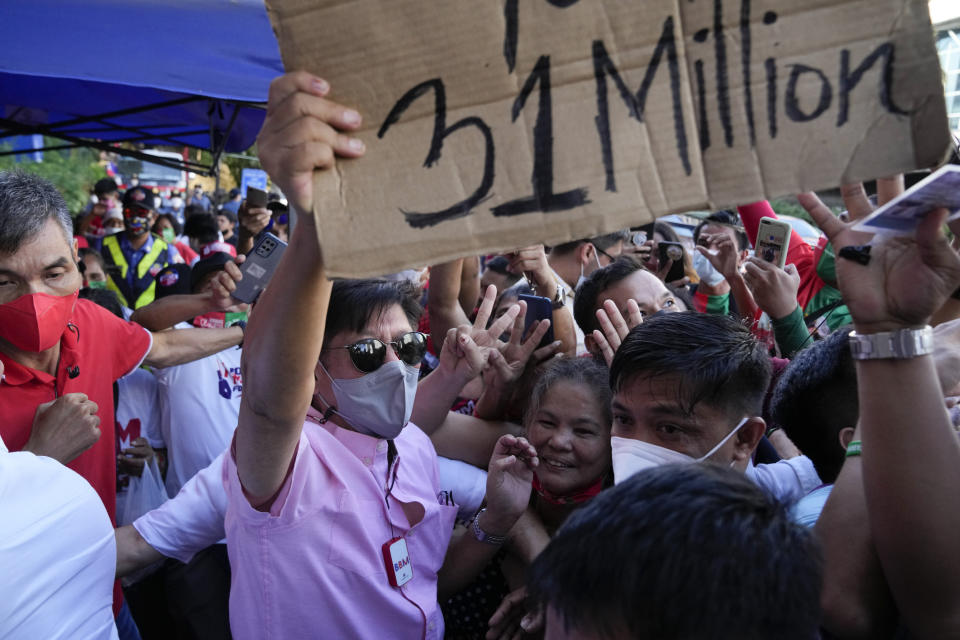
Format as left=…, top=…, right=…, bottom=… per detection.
left=382, top=536, right=413, bottom=588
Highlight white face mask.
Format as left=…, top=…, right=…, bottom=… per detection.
left=316, top=360, right=419, bottom=439
left=611, top=416, right=749, bottom=485
left=693, top=251, right=726, bottom=287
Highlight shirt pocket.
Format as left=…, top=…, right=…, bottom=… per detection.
left=327, top=489, right=391, bottom=578
left=407, top=502, right=459, bottom=578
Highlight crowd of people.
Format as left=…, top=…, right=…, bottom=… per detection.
left=2, top=69, right=960, bottom=640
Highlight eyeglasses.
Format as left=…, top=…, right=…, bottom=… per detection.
left=332, top=331, right=429, bottom=373
left=595, top=245, right=618, bottom=264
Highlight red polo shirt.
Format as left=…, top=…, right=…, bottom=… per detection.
left=0, top=298, right=152, bottom=522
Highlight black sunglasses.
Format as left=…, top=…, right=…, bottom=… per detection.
left=332, top=331, right=429, bottom=373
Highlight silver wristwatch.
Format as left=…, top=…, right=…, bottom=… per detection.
left=848, top=326, right=934, bottom=360
left=471, top=508, right=507, bottom=546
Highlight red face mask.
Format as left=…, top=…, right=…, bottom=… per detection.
left=0, top=291, right=79, bottom=352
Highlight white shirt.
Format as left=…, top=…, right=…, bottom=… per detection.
left=747, top=455, right=822, bottom=506
left=117, top=369, right=165, bottom=450
left=0, top=452, right=119, bottom=640
left=134, top=452, right=228, bottom=563
left=436, top=456, right=487, bottom=523
left=155, top=328, right=242, bottom=497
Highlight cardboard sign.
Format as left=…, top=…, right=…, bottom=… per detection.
left=265, top=0, right=949, bottom=278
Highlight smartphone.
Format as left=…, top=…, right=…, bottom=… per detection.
left=755, top=217, right=791, bottom=269
left=246, top=186, right=268, bottom=209
left=657, top=242, right=686, bottom=282
left=231, top=232, right=287, bottom=304
left=517, top=293, right=555, bottom=349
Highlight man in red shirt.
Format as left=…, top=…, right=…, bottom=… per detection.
left=0, top=170, right=244, bottom=623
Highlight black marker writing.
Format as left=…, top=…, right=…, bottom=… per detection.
left=491, top=55, right=589, bottom=217
left=592, top=16, right=691, bottom=194
left=503, top=0, right=581, bottom=73
left=379, top=79, right=495, bottom=228
left=785, top=64, right=832, bottom=122
left=838, top=43, right=908, bottom=126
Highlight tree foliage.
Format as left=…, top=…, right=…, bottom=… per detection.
left=0, top=139, right=104, bottom=214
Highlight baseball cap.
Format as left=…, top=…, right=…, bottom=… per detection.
left=154, top=264, right=192, bottom=299
left=192, top=244, right=236, bottom=291
left=123, top=186, right=157, bottom=211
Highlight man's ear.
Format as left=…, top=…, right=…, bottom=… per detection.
left=577, top=242, right=594, bottom=267
left=584, top=333, right=598, bottom=357
left=838, top=426, right=856, bottom=451
left=732, top=417, right=766, bottom=463
left=72, top=237, right=79, bottom=261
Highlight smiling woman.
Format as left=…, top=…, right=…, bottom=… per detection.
left=525, top=358, right=613, bottom=502
left=443, top=357, right=613, bottom=638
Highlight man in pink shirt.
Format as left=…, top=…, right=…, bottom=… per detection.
left=224, top=72, right=539, bottom=639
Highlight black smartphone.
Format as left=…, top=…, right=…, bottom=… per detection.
left=231, top=232, right=287, bottom=304
left=246, top=186, right=268, bottom=209
left=658, top=241, right=686, bottom=282
left=517, top=293, right=555, bottom=349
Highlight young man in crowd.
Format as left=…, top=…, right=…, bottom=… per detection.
left=691, top=209, right=757, bottom=320
left=572, top=255, right=681, bottom=361
left=529, top=464, right=823, bottom=640
left=608, top=312, right=820, bottom=503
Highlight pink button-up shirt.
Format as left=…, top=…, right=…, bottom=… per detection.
left=223, top=413, right=458, bottom=640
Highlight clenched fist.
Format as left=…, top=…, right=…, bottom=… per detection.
left=24, top=393, right=101, bottom=464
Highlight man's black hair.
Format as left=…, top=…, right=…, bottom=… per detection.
left=483, top=256, right=521, bottom=289
left=79, top=287, right=124, bottom=319
left=183, top=212, right=219, bottom=245
left=770, top=329, right=857, bottom=483
left=484, top=255, right=511, bottom=276
left=323, top=279, right=422, bottom=347
left=529, top=464, right=822, bottom=640
left=610, top=312, right=771, bottom=418
left=94, top=178, right=119, bottom=197
left=573, top=255, right=644, bottom=335
left=694, top=210, right=749, bottom=252
left=551, top=230, right=630, bottom=256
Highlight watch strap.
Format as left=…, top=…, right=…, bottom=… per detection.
left=471, top=508, right=507, bottom=546
left=848, top=326, right=934, bottom=360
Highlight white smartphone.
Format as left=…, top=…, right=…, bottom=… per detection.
left=755, top=217, right=791, bottom=269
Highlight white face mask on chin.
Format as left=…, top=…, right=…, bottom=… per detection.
left=611, top=416, right=749, bottom=485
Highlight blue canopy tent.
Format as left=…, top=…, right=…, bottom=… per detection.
left=0, top=0, right=284, bottom=177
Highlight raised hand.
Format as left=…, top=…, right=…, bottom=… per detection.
left=592, top=298, right=643, bottom=367
left=799, top=176, right=960, bottom=333
left=483, top=435, right=539, bottom=533
left=506, top=245, right=556, bottom=299
left=697, top=231, right=741, bottom=279
left=256, top=71, right=366, bottom=218
left=742, top=257, right=801, bottom=320
left=208, top=255, right=249, bottom=312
